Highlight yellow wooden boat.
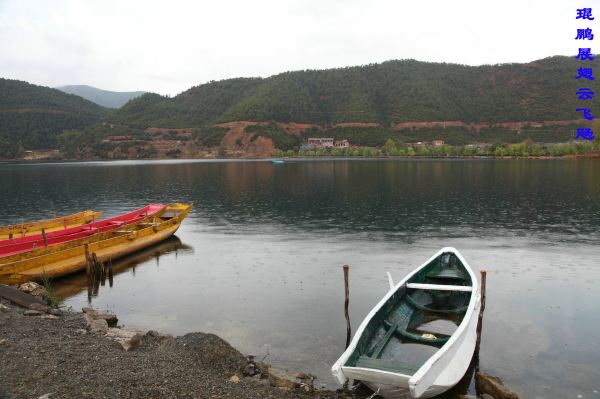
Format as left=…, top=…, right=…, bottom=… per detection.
left=0, top=203, right=191, bottom=284
left=0, top=210, right=102, bottom=240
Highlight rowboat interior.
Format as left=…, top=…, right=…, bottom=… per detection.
left=344, top=252, right=473, bottom=376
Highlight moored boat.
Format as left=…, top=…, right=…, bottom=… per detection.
left=270, top=159, right=285, bottom=164
left=331, top=247, right=480, bottom=399
left=0, top=204, right=165, bottom=257
left=0, top=210, right=102, bottom=240
left=0, top=203, right=192, bottom=284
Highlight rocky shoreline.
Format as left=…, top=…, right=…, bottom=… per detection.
left=0, top=289, right=346, bottom=399
left=1, top=283, right=519, bottom=399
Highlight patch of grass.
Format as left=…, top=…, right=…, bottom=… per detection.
left=41, top=273, right=61, bottom=308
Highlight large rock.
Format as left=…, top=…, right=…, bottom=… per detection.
left=476, top=372, right=519, bottom=399
left=106, top=328, right=141, bottom=351
left=82, top=307, right=118, bottom=327
left=267, top=367, right=300, bottom=389
left=87, top=318, right=109, bottom=334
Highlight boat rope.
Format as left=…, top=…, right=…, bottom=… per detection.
left=366, top=387, right=381, bottom=399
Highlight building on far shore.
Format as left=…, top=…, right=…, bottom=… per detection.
left=432, top=140, right=445, bottom=146
left=333, top=139, right=349, bottom=148
left=308, top=138, right=334, bottom=148
left=305, top=138, right=350, bottom=149
left=101, top=135, right=132, bottom=143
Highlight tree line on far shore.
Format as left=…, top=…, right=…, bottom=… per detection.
left=273, top=139, right=600, bottom=158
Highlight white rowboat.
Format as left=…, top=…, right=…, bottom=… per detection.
left=331, top=247, right=481, bottom=398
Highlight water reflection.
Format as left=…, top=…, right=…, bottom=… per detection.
left=54, top=236, right=193, bottom=302
left=0, top=159, right=599, bottom=398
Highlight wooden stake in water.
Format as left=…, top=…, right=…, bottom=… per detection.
left=84, top=244, right=91, bottom=277
left=475, top=270, right=487, bottom=351
left=343, top=264, right=351, bottom=349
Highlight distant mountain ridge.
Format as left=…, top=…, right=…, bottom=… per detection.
left=56, top=85, right=146, bottom=108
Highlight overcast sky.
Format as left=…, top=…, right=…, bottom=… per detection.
left=0, top=0, right=582, bottom=95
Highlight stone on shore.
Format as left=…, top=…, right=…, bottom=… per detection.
left=267, top=367, right=300, bottom=389
left=106, top=327, right=141, bottom=351
left=24, top=309, right=43, bottom=316
left=82, top=307, right=118, bottom=326
left=29, top=303, right=48, bottom=312
left=476, top=372, right=520, bottom=399
left=228, top=375, right=241, bottom=384
left=87, top=318, right=109, bottom=334
left=18, top=282, right=47, bottom=298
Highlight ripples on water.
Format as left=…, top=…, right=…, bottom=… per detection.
left=1, top=159, right=599, bottom=398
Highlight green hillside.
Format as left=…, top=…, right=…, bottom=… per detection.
left=111, top=78, right=264, bottom=127
left=56, top=85, right=146, bottom=108
left=0, top=78, right=107, bottom=157
left=110, top=56, right=593, bottom=127
left=2, top=56, right=596, bottom=158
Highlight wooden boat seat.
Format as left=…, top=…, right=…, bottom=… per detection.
left=406, top=293, right=468, bottom=315
left=406, top=283, right=472, bottom=292
left=427, top=268, right=465, bottom=281
left=354, top=355, right=418, bottom=375
left=108, top=221, right=125, bottom=226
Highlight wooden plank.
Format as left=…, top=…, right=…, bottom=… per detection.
left=370, top=303, right=414, bottom=358
left=0, top=284, right=45, bottom=308
left=406, top=283, right=472, bottom=292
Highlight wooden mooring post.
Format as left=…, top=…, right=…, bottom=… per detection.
left=84, top=243, right=105, bottom=295
left=475, top=270, right=487, bottom=351
left=343, top=264, right=351, bottom=349
left=84, top=244, right=91, bottom=276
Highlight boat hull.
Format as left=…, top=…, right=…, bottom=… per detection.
left=346, top=291, right=480, bottom=398
left=0, top=204, right=164, bottom=257
left=0, top=210, right=102, bottom=240
left=0, top=204, right=191, bottom=284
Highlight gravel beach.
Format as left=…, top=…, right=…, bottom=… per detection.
left=0, top=300, right=345, bottom=399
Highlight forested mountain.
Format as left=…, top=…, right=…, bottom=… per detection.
left=0, top=78, right=107, bottom=157
left=110, top=56, right=593, bottom=127
left=1, top=56, right=595, bottom=159
left=56, top=85, right=146, bottom=108
left=111, top=78, right=264, bottom=127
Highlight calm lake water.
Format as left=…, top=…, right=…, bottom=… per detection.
left=1, top=159, right=599, bottom=398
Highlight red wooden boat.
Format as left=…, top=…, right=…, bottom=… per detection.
left=0, top=204, right=165, bottom=257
